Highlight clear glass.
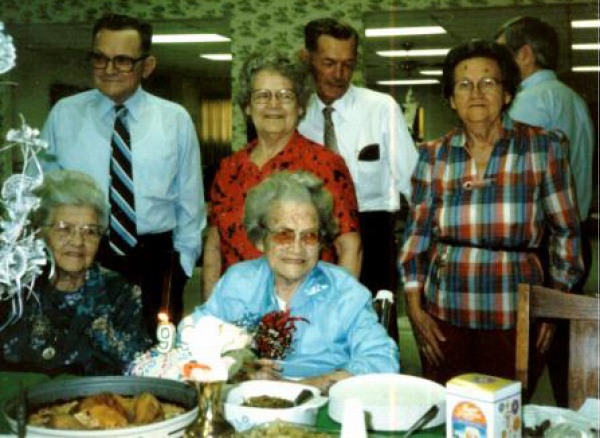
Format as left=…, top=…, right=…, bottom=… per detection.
left=46, top=221, right=104, bottom=242
left=251, top=89, right=297, bottom=105
left=265, top=227, right=320, bottom=247
left=88, top=52, right=148, bottom=72
left=454, top=77, right=502, bottom=94
left=185, top=380, right=233, bottom=437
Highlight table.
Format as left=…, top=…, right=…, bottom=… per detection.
left=315, top=406, right=445, bottom=437
left=0, top=373, right=445, bottom=436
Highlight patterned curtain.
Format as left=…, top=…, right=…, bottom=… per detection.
left=199, top=96, right=232, bottom=191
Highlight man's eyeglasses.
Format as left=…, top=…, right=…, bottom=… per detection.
left=251, top=89, right=297, bottom=105
left=454, top=77, right=503, bottom=95
left=46, top=221, right=105, bottom=242
left=88, top=52, right=149, bottom=73
left=264, top=227, right=320, bottom=247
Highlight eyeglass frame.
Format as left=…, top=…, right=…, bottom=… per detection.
left=88, top=51, right=150, bottom=73
left=45, top=221, right=106, bottom=243
left=453, top=77, right=504, bottom=95
left=251, top=88, right=297, bottom=105
left=262, top=226, right=321, bottom=247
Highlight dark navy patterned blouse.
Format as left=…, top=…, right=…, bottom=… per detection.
left=0, top=264, right=153, bottom=375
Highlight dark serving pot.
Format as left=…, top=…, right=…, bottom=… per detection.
left=3, top=375, right=198, bottom=438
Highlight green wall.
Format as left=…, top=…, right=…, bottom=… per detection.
left=1, top=0, right=589, bottom=148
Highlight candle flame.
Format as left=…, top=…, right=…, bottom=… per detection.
left=158, top=312, right=169, bottom=323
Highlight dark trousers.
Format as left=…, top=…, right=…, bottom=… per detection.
left=97, top=232, right=188, bottom=335
left=544, top=221, right=593, bottom=407
left=359, top=211, right=399, bottom=344
left=417, top=316, right=517, bottom=385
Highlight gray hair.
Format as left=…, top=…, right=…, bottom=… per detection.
left=244, top=171, right=338, bottom=246
left=31, top=170, right=109, bottom=230
left=237, top=50, right=312, bottom=115
left=495, top=16, right=559, bottom=71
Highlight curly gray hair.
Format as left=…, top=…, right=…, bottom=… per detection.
left=237, top=50, right=312, bottom=115
left=244, top=171, right=338, bottom=246
left=31, top=170, right=109, bottom=231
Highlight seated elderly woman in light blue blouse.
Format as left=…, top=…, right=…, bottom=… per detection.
left=188, top=171, right=399, bottom=392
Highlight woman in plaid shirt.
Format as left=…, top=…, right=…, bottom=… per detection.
left=399, top=40, right=583, bottom=385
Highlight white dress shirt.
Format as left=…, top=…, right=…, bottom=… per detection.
left=299, top=85, right=417, bottom=212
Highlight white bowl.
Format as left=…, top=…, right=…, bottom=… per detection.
left=328, top=374, right=446, bottom=431
left=224, top=380, right=327, bottom=432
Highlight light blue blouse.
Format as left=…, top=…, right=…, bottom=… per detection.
left=187, top=258, right=400, bottom=378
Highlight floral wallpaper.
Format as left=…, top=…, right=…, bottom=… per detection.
left=0, top=0, right=590, bottom=147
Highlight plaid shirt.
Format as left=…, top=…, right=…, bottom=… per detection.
left=399, top=121, right=583, bottom=329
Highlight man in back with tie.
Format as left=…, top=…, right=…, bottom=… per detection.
left=40, top=13, right=206, bottom=333
left=298, top=18, right=418, bottom=342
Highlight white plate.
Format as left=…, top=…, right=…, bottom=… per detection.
left=328, top=374, right=446, bottom=431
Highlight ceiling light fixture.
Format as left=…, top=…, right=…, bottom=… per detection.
left=366, top=26, right=446, bottom=37
left=200, top=54, right=233, bottom=61
left=377, top=79, right=440, bottom=86
left=419, top=70, right=443, bottom=76
left=572, top=43, right=600, bottom=50
left=153, top=34, right=230, bottom=43
left=572, top=66, right=600, bottom=72
left=571, top=20, right=600, bottom=28
left=377, top=48, right=450, bottom=57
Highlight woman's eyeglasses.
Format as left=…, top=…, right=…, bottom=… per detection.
left=265, top=227, right=320, bottom=247
left=46, top=221, right=105, bottom=242
left=454, top=77, right=503, bottom=95
left=88, top=51, right=149, bottom=73
left=251, top=89, right=297, bottom=105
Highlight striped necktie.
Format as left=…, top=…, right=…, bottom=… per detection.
left=109, top=105, right=138, bottom=255
left=322, top=105, right=339, bottom=153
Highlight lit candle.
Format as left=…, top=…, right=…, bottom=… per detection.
left=156, top=312, right=175, bottom=353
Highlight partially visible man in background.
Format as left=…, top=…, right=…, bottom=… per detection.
left=496, top=15, right=595, bottom=407
left=40, top=13, right=206, bottom=333
left=298, top=18, right=418, bottom=342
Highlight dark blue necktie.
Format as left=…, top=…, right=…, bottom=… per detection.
left=109, top=105, right=138, bottom=255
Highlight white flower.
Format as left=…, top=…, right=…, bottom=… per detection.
left=180, top=315, right=252, bottom=359
left=0, top=22, right=16, bottom=75
left=178, top=315, right=252, bottom=382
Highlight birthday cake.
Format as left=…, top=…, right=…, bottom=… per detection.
left=126, top=346, right=194, bottom=380
left=127, top=315, right=252, bottom=381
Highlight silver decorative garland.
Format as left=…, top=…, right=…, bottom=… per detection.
left=0, top=23, right=16, bottom=74
left=0, top=23, right=49, bottom=330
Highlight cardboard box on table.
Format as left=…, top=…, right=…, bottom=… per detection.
left=446, top=373, right=522, bottom=438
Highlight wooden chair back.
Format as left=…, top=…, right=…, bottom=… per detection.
left=516, top=283, right=599, bottom=409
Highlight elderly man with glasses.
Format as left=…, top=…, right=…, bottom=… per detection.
left=39, top=13, right=206, bottom=334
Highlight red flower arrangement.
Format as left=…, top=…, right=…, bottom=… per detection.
left=254, top=309, right=309, bottom=359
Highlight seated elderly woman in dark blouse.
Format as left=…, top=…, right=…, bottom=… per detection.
left=188, top=171, right=399, bottom=393
left=0, top=170, right=152, bottom=375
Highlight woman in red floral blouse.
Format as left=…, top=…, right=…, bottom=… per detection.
left=202, top=51, right=361, bottom=298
